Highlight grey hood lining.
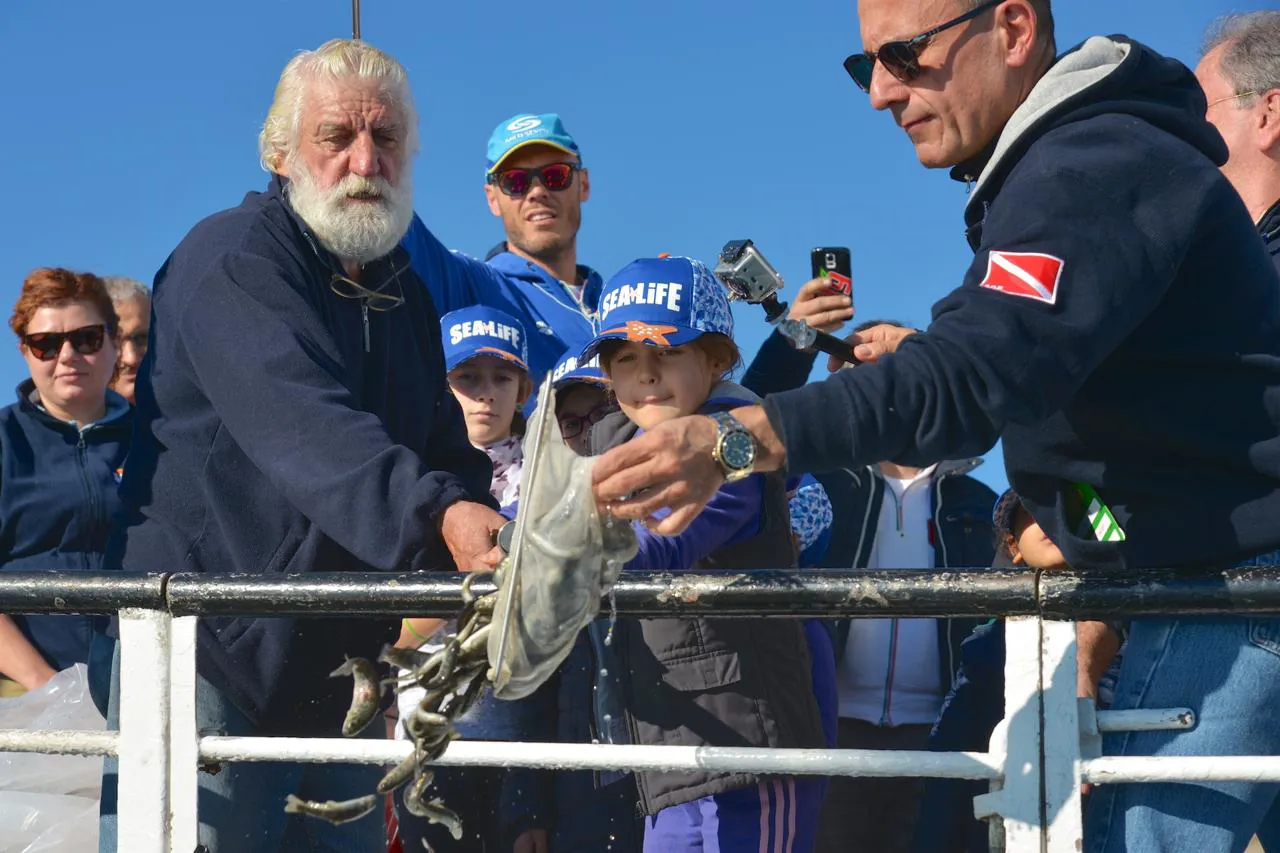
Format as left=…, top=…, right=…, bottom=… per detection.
left=966, top=36, right=1132, bottom=213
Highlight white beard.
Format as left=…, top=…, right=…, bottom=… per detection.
left=285, top=157, right=414, bottom=266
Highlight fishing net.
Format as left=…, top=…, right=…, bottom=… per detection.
left=487, top=377, right=636, bottom=700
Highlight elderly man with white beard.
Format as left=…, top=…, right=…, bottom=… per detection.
left=98, top=40, right=506, bottom=852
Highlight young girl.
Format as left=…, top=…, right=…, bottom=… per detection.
left=580, top=256, right=827, bottom=853
left=394, top=305, right=554, bottom=853
left=551, top=351, right=616, bottom=457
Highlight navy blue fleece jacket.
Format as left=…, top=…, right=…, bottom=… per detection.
left=110, top=176, right=495, bottom=731
left=764, top=36, right=1280, bottom=572
left=0, top=385, right=131, bottom=672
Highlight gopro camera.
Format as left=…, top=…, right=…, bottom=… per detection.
left=714, top=239, right=785, bottom=304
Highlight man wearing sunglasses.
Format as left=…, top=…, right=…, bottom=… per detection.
left=100, top=39, right=508, bottom=853
left=402, top=113, right=601, bottom=410
left=590, top=3, right=1280, bottom=852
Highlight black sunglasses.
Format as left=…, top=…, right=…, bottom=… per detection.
left=844, top=0, right=1004, bottom=92
left=558, top=401, right=617, bottom=440
left=23, top=324, right=108, bottom=361
left=487, top=163, right=579, bottom=198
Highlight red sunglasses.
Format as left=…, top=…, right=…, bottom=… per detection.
left=488, top=163, right=579, bottom=197
left=23, top=324, right=108, bottom=361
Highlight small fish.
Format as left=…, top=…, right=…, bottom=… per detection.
left=404, top=706, right=452, bottom=745
left=283, top=793, right=378, bottom=825
left=424, top=639, right=460, bottom=690
left=421, top=797, right=464, bottom=841
left=378, top=643, right=431, bottom=672
left=376, top=749, right=421, bottom=795
left=330, top=657, right=381, bottom=737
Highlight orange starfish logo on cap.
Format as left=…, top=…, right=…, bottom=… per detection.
left=602, top=321, right=680, bottom=347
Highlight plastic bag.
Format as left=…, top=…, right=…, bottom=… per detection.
left=0, top=664, right=104, bottom=853
left=488, top=377, right=637, bottom=700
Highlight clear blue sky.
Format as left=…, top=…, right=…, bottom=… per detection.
left=0, top=0, right=1242, bottom=495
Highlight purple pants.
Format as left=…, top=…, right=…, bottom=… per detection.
left=643, top=778, right=824, bottom=853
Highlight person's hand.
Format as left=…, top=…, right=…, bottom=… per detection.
left=17, top=662, right=56, bottom=692
left=592, top=415, right=723, bottom=536
left=591, top=406, right=786, bottom=536
left=438, top=500, right=506, bottom=571
left=828, top=323, right=917, bottom=372
left=788, top=277, right=855, bottom=336
left=512, top=828, right=548, bottom=853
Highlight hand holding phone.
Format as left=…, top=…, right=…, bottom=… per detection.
left=811, top=247, right=853, bottom=300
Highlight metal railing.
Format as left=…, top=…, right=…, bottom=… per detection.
left=2, top=567, right=1279, bottom=853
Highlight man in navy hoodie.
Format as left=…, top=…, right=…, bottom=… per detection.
left=103, top=39, right=505, bottom=852
left=593, top=2, right=1280, bottom=851
left=401, top=113, right=602, bottom=402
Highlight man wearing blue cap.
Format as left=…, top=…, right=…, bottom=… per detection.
left=402, top=113, right=601, bottom=401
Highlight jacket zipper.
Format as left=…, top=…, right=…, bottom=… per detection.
left=934, top=475, right=956, bottom=690
left=361, top=302, right=370, bottom=353
left=75, top=427, right=96, bottom=572
left=878, top=480, right=906, bottom=725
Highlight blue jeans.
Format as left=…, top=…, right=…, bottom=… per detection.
left=1084, top=552, right=1280, bottom=853
left=99, top=639, right=385, bottom=852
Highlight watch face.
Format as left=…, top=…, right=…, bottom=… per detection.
left=722, top=431, right=755, bottom=470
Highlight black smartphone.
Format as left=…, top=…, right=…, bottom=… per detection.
left=811, top=247, right=853, bottom=299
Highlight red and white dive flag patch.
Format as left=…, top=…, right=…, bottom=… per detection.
left=979, top=251, right=1064, bottom=305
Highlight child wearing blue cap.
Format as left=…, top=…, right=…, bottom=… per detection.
left=582, top=256, right=827, bottom=853
left=394, top=305, right=554, bottom=853
left=550, top=350, right=615, bottom=456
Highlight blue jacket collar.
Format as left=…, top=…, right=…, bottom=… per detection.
left=16, top=379, right=132, bottom=431
left=1260, top=197, right=1280, bottom=246
left=483, top=242, right=603, bottom=317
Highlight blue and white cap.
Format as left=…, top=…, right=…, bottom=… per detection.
left=486, top=113, right=581, bottom=174
left=551, top=351, right=609, bottom=390
left=581, top=256, right=734, bottom=362
left=441, top=306, right=529, bottom=373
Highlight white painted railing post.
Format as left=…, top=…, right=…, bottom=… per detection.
left=169, top=616, right=200, bottom=852
left=117, top=608, right=174, bottom=853
left=1040, top=619, right=1084, bottom=853
left=975, top=616, right=1045, bottom=853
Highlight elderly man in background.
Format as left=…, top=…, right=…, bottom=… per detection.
left=1197, top=12, right=1280, bottom=273
left=99, top=39, right=505, bottom=852
left=101, top=276, right=150, bottom=405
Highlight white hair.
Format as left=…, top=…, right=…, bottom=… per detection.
left=101, top=276, right=150, bottom=305
left=1203, top=12, right=1280, bottom=107
left=258, top=39, right=420, bottom=173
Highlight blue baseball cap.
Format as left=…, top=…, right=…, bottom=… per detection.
left=581, top=256, right=734, bottom=362
left=550, top=351, right=609, bottom=390
left=441, top=306, right=529, bottom=373
left=486, top=113, right=581, bottom=174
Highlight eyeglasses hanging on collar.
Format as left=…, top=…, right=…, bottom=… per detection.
left=303, top=231, right=408, bottom=312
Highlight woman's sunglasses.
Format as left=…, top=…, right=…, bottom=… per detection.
left=843, top=0, right=1003, bottom=92
left=23, top=324, right=108, bottom=361
left=487, top=163, right=579, bottom=198
left=558, top=401, right=617, bottom=440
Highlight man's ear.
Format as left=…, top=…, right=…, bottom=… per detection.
left=1257, top=89, right=1280, bottom=152
left=996, top=0, right=1041, bottom=71
left=578, top=168, right=591, bottom=203
left=484, top=183, right=502, bottom=217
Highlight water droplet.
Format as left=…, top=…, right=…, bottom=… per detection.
left=605, top=588, right=618, bottom=646
left=599, top=667, right=609, bottom=678
left=602, top=713, right=613, bottom=743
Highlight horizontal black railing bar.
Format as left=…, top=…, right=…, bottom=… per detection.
left=0, top=568, right=1278, bottom=618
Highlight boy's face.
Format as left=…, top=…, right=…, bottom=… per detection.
left=1009, top=508, right=1068, bottom=571
left=606, top=341, right=722, bottom=431
left=556, top=383, right=616, bottom=455
left=447, top=356, right=530, bottom=447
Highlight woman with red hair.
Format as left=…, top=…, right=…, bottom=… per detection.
left=0, top=268, right=131, bottom=697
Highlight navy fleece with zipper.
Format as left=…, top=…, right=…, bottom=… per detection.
left=0, top=384, right=131, bottom=672
left=764, top=36, right=1280, bottom=572
left=110, top=176, right=495, bottom=732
